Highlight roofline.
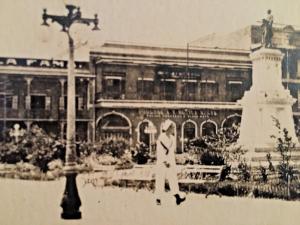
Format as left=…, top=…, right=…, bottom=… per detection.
left=90, top=41, right=251, bottom=56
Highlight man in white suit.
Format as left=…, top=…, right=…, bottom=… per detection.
left=155, top=119, right=186, bottom=205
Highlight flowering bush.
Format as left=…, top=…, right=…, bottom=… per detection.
left=0, top=125, right=65, bottom=173
left=131, top=142, right=151, bottom=164
left=94, top=154, right=119, bottom=165
left=80, top=138, right=133, bottom=168
left=94, top=138, right=129, bottom=158
left=184, top=127, right=246, bottom=167
left=116, top=149, right=134, bottom=169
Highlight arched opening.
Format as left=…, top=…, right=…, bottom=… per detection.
left=200, top=120, right=217, bottom=137
left=221, top=114, right=241, bottom=141
left=96, top=112, right=131, bottom=143
left=181, top=120, right=197, bottom=152
left=139, top=121, right=150, bottom=146
left=136, top=119, right=157, bottom=154
left=221, top=114, right=241, bottom=129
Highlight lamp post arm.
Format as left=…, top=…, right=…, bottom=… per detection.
left=76, top=17, right=95, bottom=26
left=42, top=7, right=100, bottom=31
left=44, top=14, right=69, bottom=27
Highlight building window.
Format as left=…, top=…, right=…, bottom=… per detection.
left=297, top=60, right=300, bottom=78
left=64, top=96, right=84, bottom=110
left=200, top=81, right=218, bottom=101
left=97, top=113, right=131, bottom=141
left=182, top=120, right=197, bottom=152
left=160, top=79, right=176, bottom=100
left=201, top=121, right=217, bottom=137
left=182, top=80, right=197, bottom=101
left=0, top=95, right=13, bottom=108
left=103, top=77, right=125, bottom=99
left=138, top=121, right=150, bottom=146
left=137, top=79, right=154, bottom=100
left=31, top=95, right=46, bottom=109
left=227, top=81, right=243, bottom=102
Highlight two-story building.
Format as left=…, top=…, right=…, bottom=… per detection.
left=0, top=57, right=95, bottom=142
left=90, top=42, right=252, bottom=152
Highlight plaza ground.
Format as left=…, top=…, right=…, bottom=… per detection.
left=1, top=174, right=300, bottom=225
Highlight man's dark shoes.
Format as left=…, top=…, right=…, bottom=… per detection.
left=156, top=199, right=161, bottom=205
left=174, top=194, right=186, bottom=205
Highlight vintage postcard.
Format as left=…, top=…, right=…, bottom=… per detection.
left=0, top=0, right=300, bottom=224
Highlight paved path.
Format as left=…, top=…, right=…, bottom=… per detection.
left=1, top=174, right=300, bottom=225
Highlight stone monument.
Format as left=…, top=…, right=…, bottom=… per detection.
left=238, top=47, right=298, bottom=159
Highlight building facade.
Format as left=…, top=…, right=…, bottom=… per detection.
left=90, top=42, right=252, bottom=152
left=90, top=25, right=300, bottom=152
left=0, top=57, right=95, bottom=142
left=2, top=24, right=300, bottom=152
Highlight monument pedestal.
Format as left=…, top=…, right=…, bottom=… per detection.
left=238, top=48, right=298, bottom=163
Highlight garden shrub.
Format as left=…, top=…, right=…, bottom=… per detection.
left=270, top=117, right=297, bottom=183
left=200, top=149, right=224, bottom=165
left=237, top=161, right=251, bottom=182
left=0, top=126, right=66, bottom=173
left=186, top=127, right=246, bottom=167
left=94, top=138, right=129, bottom=158
left=218, top=183, right=236, bottom=196
left=116, top=149, right=134, bottom=170
left=259, top=165, right=268, bottom=183
left=132, top=142, right=151, bottom=164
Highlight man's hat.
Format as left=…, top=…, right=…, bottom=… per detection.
left=162, top=119, right=174, bottom=131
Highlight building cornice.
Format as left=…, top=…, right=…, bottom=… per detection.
left=96, top=55, right=251, bottom=70
left=91, top=42, right=252, bottom=69
left=95, top=99, right=242, bottom=110
left=0, top=66, right=94, bottom=78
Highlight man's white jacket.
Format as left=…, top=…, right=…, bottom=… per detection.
left=156, top=132, right=176, bottom=168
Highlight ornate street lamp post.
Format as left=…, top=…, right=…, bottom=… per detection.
left=41, top=5, right=99, bottom=219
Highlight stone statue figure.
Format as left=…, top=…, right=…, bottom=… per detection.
left=9, top=123, right=25, bottom=143
left=261, top=9, right=273, bottom=48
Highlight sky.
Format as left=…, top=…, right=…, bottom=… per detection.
left=0, top=0, right=300, bottom=60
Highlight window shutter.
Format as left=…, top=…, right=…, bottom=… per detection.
left=25, top=96, right=31, bottom=109
left=78, top=97, right=84, bottom=110
left=12, top=95, right=18, bottom=109
left=59, top=97, right=65, bottom=110
left=45, top=96, right=51, bottom=110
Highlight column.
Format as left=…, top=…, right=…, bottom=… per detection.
left=25, top=78, right=32, bottom=109
left=87, top=121, right=95, bottom=143
left=59, top=79, right=66, bottom=110
left=87, top=78, right=95, bottom=109
left=26, top=121, right=32, bottom=132
left=60, top=122, right=65, bottom=140
left=196, top=80, right=201, bottom=101
left=176, top=79, right=183, bottom=100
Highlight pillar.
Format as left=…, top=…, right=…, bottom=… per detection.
left=59, top=79, right=66, bottom=110
left=25, top=78, right=32, bottom=110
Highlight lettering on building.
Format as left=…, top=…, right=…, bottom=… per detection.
left=139, top=109, right=218, bottom=118
left=0, top=57, right=87, bottom=69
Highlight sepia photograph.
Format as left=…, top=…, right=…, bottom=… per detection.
left=1, top=0, right=300, bottom=224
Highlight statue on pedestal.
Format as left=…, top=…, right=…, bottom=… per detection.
left=261, top=9, right=273, bottom=48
